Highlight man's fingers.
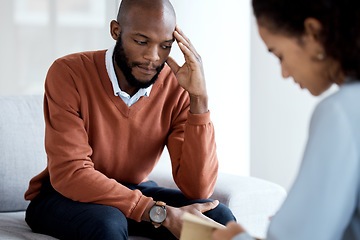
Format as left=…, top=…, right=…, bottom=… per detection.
left=175, top=25, right=191, bottom=44
left=199, top=200, right=219, bottom=213
left=177, top=42, right=199, bottom=66
left=174, top=27, right=200, bottom=59
left=166, top=56, right=180, bottom=74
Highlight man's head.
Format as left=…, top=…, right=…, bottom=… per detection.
left=110, top=0, right=176, bottom=89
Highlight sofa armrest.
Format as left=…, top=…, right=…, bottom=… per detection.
left=149, top=152, right=286, bottom=239
left=212, top=173, right=286, bottom=239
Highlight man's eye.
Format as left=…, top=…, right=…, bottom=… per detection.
left=162, top=45, right=172, bottom=49
left=134, top=40, right=147, bottom=45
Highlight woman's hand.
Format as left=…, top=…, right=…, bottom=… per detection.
left=212, top=221, right=246, bottom=240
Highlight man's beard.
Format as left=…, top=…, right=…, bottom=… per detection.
left=113, top=35, right=165, bottom=89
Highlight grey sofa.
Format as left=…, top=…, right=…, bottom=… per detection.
left=0, top=95, right=286, bottom=240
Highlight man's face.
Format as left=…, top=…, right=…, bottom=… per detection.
left=113, top=35, right=165, bottom=89
left=114, top=7, right=176, bottom=88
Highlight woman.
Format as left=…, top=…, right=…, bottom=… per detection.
left=213, top=0, right=360, bottom=239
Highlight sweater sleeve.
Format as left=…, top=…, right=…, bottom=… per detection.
left=44, top=60, right=152, bottom=222
left=166, top=92, right=218, bottom=199
left=266, top=98, right=359, bottom=239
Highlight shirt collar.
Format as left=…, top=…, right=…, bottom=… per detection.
left=105, top=45, right=152, bottom=98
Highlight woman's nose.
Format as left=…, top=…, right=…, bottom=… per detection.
left=281, top=65, right=290, bottom=79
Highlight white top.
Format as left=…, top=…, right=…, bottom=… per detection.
left=105, top=45, right=152, bottom=107
left=234, top=79, right=360, bottom=240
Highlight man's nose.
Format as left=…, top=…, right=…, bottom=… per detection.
left=144, top=45, right=160, bottom=62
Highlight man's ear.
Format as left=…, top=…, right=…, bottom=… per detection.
left=304, top=17, right=323, bottom=42
left=110, top=20, right=121, bottom=41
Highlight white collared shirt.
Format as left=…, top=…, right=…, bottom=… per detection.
left=105, top=45, right=152, bottom=107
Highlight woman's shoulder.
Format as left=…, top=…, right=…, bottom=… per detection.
left=310, top=81, right=360, bottom=140
left=316, top=81, right=360, bottom=115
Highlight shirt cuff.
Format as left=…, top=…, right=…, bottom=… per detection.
left=128, top=194, right=153, bottom=222
left=232, top=232, right=254, bottom=240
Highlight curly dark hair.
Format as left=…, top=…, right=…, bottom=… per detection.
left=252, top=0, right=360, bottom=80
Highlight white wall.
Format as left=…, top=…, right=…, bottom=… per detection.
left=0, top=0, right=250, bottom=177
left=170, top=0, right=251, bottom=176
left=0, top=0, right=118, bottom=94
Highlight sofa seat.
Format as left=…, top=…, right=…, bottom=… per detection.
left=0, top=212, right=57, bottom=240
left=0, top=95, right=286, bottom=239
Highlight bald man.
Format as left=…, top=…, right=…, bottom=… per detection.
left=24, top=0, right=235, bottom=239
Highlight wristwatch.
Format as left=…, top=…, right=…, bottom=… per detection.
left=149, top=201, right=167, bottom=228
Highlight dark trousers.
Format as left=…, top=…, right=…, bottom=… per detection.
left=25, top=179, right=236, bottom=240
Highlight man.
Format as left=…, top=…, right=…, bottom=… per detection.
left=24, top=0, right=235, bottom=239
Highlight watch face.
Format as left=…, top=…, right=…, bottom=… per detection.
left=149, top=205, right=167, bottom=223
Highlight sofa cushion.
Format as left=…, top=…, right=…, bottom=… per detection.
left=0, top=95, right=47, bottom=212
left=0, top=212, right=151, bottom=240
left=0, top=212, right=56, bottom=240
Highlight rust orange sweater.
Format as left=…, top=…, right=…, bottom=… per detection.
left=24, top=50, right=218, bottom=222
